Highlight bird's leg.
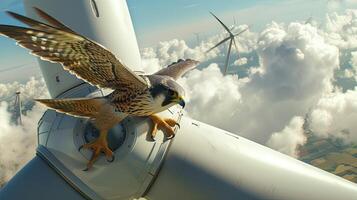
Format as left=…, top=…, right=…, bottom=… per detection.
left=80, top=129, right=114, bottom=171
left=148, top=114, right=179, bottom=140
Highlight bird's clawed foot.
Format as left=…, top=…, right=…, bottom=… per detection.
left=148, top=115, right=179, bottom=140
left=79, top=136, right=114, bottom=171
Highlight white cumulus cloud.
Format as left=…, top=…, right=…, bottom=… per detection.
left=234, top=57, right=248, bottom=66
left=231, top=21, right=338, bottom=143
left=0, top=103, right=46, bottom=187
left=0, top=77, right=49, bottom=187
left=267, top=116, right=306, bottom=158
left=309, top=88, right=357, bottom=142
left=139, top=17, right=341, bottom=156
left=178, top=64, right=243, bottom=128
left=324, top=9, right=357, bottom=49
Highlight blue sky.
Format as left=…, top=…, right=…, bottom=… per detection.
left=0, top=0, right=355, bottom=82
left=127, top=0, right=342, bottom=46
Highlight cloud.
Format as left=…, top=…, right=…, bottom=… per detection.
left=309, top=88, right=357, bottom=142
left=234, top=57, right=248, bottom=66
left=178, top=64, right=243, bottom=127
left=267, top=116, right=306, bottom=158
left=0, top=103, right=46, bottom=187
left=323, top=9, right=357, bottom=49
left=140, top=10, right=357, bottom=158
left=140, top=15, right=342, bottom=156
left=0, top=77, right=49, bottom=187
left=343, top=51, right=357, bottom=81
left=232, top=21, right=338, bottom=143
left=0, top=77, right=49, bottom=102
left=351, top=51, right=357, bottom=71
left=229, top=22, right=337, bottom=147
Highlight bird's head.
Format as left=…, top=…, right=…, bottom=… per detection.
left=149, top=75, right=186, bottom=110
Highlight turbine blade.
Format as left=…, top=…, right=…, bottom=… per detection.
left=210, top=12, right=233, bottom=35
left=206, top=36, right=231, bottom=53
left=234, top=27, right=249, bottom=37
left=224, top=39, right=233, bottom=75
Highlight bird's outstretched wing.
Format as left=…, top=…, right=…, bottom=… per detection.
left=0, top=9, right=148, bottom=92
left=154, top=59, right=199, bottom=80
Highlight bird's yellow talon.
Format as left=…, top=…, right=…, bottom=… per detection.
left=148, top=115, right=178, bottom=140
left=79, top=134, right=113, bottom=170
left=164, top=118, right=178, bottom=127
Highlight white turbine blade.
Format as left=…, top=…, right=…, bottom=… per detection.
left=224, top=39, right=233, bottom=75
left=206, top=36, right=231, bottom=53
left=234, top=27, right=249, bottom=37
left=210, top=12, right=234, bottom=35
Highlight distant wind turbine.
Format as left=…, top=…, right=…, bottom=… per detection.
left=206, top=12, right=249, bottom=75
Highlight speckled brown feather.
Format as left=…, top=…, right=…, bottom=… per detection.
left=35, top=98, right=106, bottom=118
left=36, top=98, right=127, bottom=133
left=0, top=11, right=148, bottom=101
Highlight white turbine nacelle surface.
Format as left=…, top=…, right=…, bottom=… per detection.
left=1, top=0, right=357, bottom=200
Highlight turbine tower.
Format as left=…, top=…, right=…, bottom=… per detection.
left=206, top=12, right=249, bottom=75
left=13, top=91, right=22, bottom=125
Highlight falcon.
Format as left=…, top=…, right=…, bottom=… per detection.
left=0, top=8, right=199, bottom=170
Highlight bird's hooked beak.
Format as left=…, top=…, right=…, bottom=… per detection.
left=176, top=96, right=185, bottom=108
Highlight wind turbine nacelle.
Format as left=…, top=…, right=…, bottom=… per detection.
left=1, top=0, right=357, bottom=200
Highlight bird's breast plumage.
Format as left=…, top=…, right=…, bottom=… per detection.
left=108, top=88, right=167, bottom=116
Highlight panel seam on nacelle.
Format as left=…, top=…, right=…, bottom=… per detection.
left=55, top=82, right=88, bottom=99
left=141, top=111, right=184, bottom=197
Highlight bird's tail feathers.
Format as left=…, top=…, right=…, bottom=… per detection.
left=35, top=97, right=107, bottom=118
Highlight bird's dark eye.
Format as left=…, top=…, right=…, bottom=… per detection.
left=168, top=89, right=175, bottom=97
